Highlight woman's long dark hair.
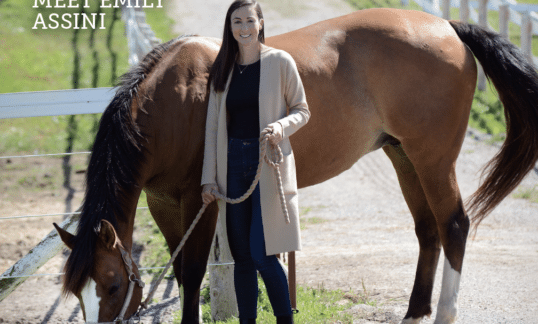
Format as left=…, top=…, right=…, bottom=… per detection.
left=209, top=0, right=265, bottom=92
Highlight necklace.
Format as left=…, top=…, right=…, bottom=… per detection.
left=238, top=63, right=249, bottom=74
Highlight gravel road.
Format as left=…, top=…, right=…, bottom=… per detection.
left=1, top=0, right=537, bottom=323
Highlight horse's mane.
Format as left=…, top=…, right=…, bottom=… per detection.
left=62, top=35, right=194, bottom=297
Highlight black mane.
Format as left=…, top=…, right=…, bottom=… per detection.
left=62, top=35, right=192, bottom=297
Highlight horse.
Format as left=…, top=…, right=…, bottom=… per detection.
left=54, top=8, right=538, bottom=324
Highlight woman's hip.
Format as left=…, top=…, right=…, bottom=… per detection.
left=227, top=137, right=260, bottom=179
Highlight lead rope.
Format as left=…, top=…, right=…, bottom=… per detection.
left=138, top=130, right=289, bottom=314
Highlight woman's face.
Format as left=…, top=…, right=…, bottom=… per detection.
left=230, top=5, right=263, bottom=48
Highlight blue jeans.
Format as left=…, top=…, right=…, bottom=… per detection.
left=226, top=138, right=292, bottom=319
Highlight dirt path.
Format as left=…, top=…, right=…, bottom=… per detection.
left=1, top=1, right=538, bottom=323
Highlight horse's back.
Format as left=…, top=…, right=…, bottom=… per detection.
left=267, top=9, right=477, bottom=187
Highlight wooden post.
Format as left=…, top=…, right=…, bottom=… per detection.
left=460, top=0, right=469, bottom=23
left=289, top=251, right=297, bottom=310
left=477, top=0, right=489, bottom=91
left=208, top=210, right=238, bottom=321
left=0, top=213, right=79, bottom=302
left=443, top=0, right=451, bottom=20
left=521, top=12, right=533, bottom=65
left=499, top=4, right=510, bottom=39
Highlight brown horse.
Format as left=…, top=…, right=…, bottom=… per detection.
left=54, top=8, right=538, bottom=323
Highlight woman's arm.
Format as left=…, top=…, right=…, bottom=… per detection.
left=278, top=53, right=311, bottom=139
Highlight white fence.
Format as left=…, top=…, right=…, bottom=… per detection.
left=404, top=0, right=538, bottom=89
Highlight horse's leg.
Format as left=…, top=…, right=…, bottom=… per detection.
left=146, top=188, right=218, bottom=324
left=178, top=189, right=218, bottom=324
left=145, top=192, right=184, bottom=290
left=383, top=144, right=441, bottom=323
left=399, top=138, right=470, bottom=324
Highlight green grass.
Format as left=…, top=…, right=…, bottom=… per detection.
left=174, top=277, right=371, bottom=324
left=0, top=0, right=177, bottom=155
left=513, top=185, right=538, bottom=203
left=0, top=0, right=130, bottom=93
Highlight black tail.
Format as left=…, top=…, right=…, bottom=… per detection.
left=449, top=21, right=538, bottom=228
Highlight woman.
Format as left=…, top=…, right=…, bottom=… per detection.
left=201, top=1, right=310, bottom=323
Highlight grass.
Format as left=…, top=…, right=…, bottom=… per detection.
left=173, top=277, right=373, bottom=324
left=0, top=0, right=129, bottom=93
left=299, top=206, right=329, bottom=229
left=0, top=0, right=177, bottom=155
left=513, top=185, right=538, bottom=203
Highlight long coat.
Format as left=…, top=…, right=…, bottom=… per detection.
left=201, top=44, right=310, bottom=255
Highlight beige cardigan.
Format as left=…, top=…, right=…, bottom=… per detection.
left=201, top=45, right=310, bottom=255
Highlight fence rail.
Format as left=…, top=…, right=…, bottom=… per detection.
left=0, top=88, right=113, bottom=120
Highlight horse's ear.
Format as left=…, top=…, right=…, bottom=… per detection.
left=53, top=223, right=75, bottom=250
left=98, top=220, right=118, bottom=250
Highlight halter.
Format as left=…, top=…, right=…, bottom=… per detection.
left=85, top=245, right=145, bottom=323
left=114, top=246, right=145, bottom=323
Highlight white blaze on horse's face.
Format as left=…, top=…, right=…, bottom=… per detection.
left=80, top=278, right=101, bottom=323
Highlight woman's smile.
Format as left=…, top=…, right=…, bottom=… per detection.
left=231, top=6, right=263, bottom=49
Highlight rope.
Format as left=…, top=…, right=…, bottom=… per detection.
left=140, top=131, right=289, bottom=311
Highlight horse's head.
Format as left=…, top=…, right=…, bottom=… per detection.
left=54, top=220, right=144, bottom=323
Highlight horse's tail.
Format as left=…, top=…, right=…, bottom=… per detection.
left=62, top=36, right=185, bottom=297
left=449, top=20, right=538, bottom=228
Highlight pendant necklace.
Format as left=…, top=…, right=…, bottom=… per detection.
left=238, top=63, right=249, bottom=74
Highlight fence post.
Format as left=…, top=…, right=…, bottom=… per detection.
left=477, top=0, right=489, bottom=91
left=499, top=3, right=510, bottom=39
left=460, top=0, right=469, bottom=23
left=521, top=12, right=533, bottom=64
left=443, top=0, right=451, bottom=20
left=432, top=0, right=441, bottom=14
left=208, top=215, right=238, bottom=321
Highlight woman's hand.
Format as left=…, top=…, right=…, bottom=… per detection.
left=202, top=184, right=218, bottom=205
left=263, top=122, right=283, bottom=145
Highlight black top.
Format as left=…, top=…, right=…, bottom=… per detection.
left=226, top=60, right=261, bottom=139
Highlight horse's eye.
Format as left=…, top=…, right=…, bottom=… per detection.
left=109, top=285, right=119, bottom=295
